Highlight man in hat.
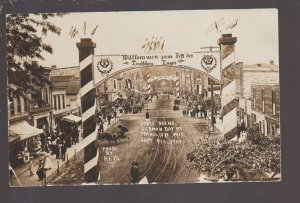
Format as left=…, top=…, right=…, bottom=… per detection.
left=61, top=140, right=67, bottom=161
left=145, top=109, right=150, bottom=120
left=130, top=161, right=139, bottom=183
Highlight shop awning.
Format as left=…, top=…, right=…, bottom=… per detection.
left=62, top=114, right=82, bottom=123
left=9, top=121, right=44, bottom=141
left=8, top=130, right=21, bottom=147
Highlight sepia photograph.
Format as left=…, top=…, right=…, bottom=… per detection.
left=6, top=9, right=280, bottom=186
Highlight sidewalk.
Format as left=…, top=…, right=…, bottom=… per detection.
left=10, top=118, right=119, bottom=187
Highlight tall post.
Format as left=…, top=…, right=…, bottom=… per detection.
left=189, top=70, right=193, bottom=93
left=218, top=34, right=237, bottom=140
left=184, top=68, right=187, bottom=98
left=175, top=73, right=180, bottom=99
left=211, top=80, right=214, bottom=132
left=77, top=38, right=100, bottom=182
left=147, top=75, right=151, bottom=102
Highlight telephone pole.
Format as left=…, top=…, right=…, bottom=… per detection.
left=200, top=46, right=220, bottom=132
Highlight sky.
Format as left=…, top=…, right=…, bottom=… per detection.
left=33, top=9, right=278, bottom=68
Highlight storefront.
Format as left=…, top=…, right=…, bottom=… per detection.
left=9, top=121, right=44, bottom=166
left=265, top=116, right=280, bottom=136
left=60, top=114, right=82, bottom=147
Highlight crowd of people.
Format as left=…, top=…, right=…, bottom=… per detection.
left=12, top=119, right=82, bottom=182
left=179, top=94, right=220, bottom=123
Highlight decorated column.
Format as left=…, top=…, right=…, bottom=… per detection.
left=218, top=34, right=238, bottom=140
left=76, top=38, right=100, bottom=182
left=147, top=75, right=151, bottom=101
left=175, top=73, right=180, bottom=99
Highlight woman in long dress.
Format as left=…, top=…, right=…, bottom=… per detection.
left=43, top=153, right=52, bottom=170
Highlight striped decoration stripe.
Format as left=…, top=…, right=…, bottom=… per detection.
left=147, top=75, right=151, bottom=101
left=219, top=34, right=237, bottom=140
left=77, top=38, right=100, bottom=182
left=176, top=74, right=180, bottom=98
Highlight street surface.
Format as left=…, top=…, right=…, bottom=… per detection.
left=49, top=94, right=217, bottom=185
left=97, top=94, right=215, bottom=184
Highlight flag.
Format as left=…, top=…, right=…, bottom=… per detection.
left=72, top=30, right=78, bottom=38
left=71, top=28, right=78, bottom=38
left=160, top=40, right=165, bottom=50
left=69, top=26, right=74, bottom=35
left=226, top=18, right=238, bottom=30
left=90, top=25, right=98, bottom=35
left=206, top=21, right=216, bottom=34
left=207, top=17, right=225, bottom=34
left=216, top=17, right=226, bottom=26
left=83, top=21, right=86, bottom=35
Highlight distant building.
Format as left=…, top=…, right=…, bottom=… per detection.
left=8, top=84, right=44, bottom=166
left=8, top=67, right=53, bottom=166
left=250, top=83, right=280, bottom=136
left=50, top=66, right=81, bottom=128
left=28, top=67, right=54, bottom=133
left=236, top=61, right=279, bottom=129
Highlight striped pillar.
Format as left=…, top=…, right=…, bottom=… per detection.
left=218, top=34, right=238, bottom=140
left=175, top=73, right=180, bottom=99
left=76, top=38, right=100, bottom=182
left=147, top=75, right=151, bottom=101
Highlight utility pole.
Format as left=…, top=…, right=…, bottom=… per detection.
left=210, top=79, right=215, bottom=132
left=189, top=70, right=193, bottom=93
left=184, top=68, right=187, bottom=99
left=200, top=46, right=219, bottom=132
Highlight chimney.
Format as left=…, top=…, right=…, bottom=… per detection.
left=270, top=60, right=274, bottom=65
left=257, top=64, right=261, bottom=67
left=51, top=65, right=57, bottom=68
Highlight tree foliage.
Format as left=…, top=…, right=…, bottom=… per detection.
left=6, top=13, right=64, bottom=98
left=187, top=125, right=280, bottom=180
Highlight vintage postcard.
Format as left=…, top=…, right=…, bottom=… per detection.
left=7, top=9, right=280, bottom=186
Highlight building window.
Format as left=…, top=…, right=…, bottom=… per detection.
left=45, top=88, right=48, bottom=103
left=272, top=124, right=275, bottom=136
left=262, top=120, right=265, bottom=135
left=272, top=91, right=276, bottom=115
left=267, top=121, right=270, bottom=135
left=262, top=90, right=265, bottom=113
left=54, top=95, right=57, bottom=110
left=58, top=95, right=61, bottom=110
left=17, top=96, right=21, bottom=114
left=62, top=94, right=65, bottom=109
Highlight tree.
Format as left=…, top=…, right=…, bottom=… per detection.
left=187, top=125, right=280, bottom=181
left=6, top=13, right=64, bottom=98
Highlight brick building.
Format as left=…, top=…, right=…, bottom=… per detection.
left=236, top=61, right=279, bottom=129
left=250, top=83, right=280, bottom=136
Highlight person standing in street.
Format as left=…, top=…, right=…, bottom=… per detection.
left=182, top=109, right=186, bottom=117
left=98, top=118, right=104, bottom=135
left=36, top=159, right=45, bottom=181
left=61, top=141, right=67, bottom=161
left=113, top=109, right=117, bottom=121
left=241, top=120, right=246, bottom=133
left=204, top=109, right=207, bottom=120
left=29, top=159, right=34, bottom=176
left=237, top=123, right=241, bottom=141
left=107, top=114, right=112, bottom=126
left=145, top=109, right=150, bottom=120
left=130, top=161, right=139, bottom=183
